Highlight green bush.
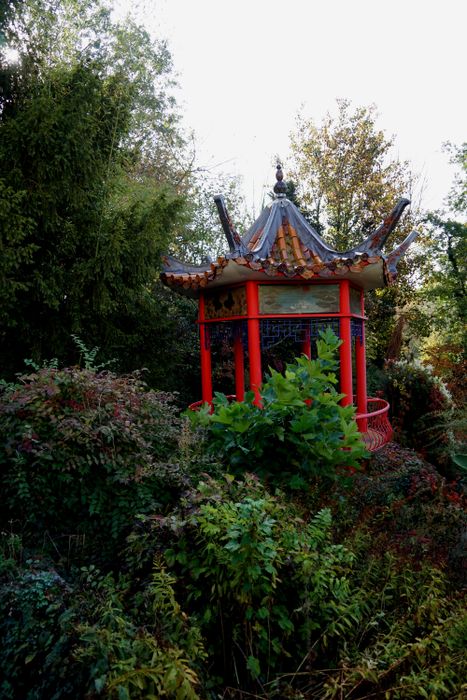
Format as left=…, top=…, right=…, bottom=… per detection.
left=0, top=367, right=187, bottom=563
left=0, top=558, right=83, bottom=700
left=331, top=443, right=466, bottom=586
left=74, top=566, right=204, bottom=700
left=144, top=475, right=364, bottom=691
left=0, top=557, right=204, bottom=700
left=385, top=358, right=453, bottom=469
left=322, top=555, right=467, bottom=699
left=188, top=330, right=367, bottom=490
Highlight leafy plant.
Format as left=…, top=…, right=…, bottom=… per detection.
left=0, top=366, right=187, bottom=564
left=149, top=475, right=363, bottom=691
left=71, top=334, right=114, bottom=371
left=322, top=557, right=467, bottom=699
left=384, top=358, right=453, bottom=469
left=0, top=558, right=82, bottom=700
left=0, top=558, right=203, bottom=700
left=76, top=566, right=203, bottom=699
left=188, top=329, right=367, bottom=490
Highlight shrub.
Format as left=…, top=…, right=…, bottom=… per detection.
left=144, top=475, right=364, bottom=691
left=0, top=557, right=204, bottom=700
left=0, top=558, right=83, bottom=700
left=0, top=367, right=187, bottom=563
left=384, top=358, right=453, bottom=469
left=188, top=330, right=367, bottom=490
left=322, top=557, right=467, bottom=699
left=331, top=443, right=466, bottom=586
left=74, top=566, right=204, bottom=700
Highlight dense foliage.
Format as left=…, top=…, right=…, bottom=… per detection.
left=0, top=0, right=202, bottom=399
left=289, top=99, right=419, bottom=250
left=420, top=143, right=466, bottom=390
left=0, top=2, right=465, bottom=698
left=384, top=359, right=453, bottom=467
left=0, top=357, right=465, bottom=699
left=0, top=367, right=188, bottom=563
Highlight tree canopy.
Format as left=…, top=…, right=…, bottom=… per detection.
left=419, top=143, right=466, bottom=396
left=0, top=0, right=201, bottom=395
left=289, top=99, right=419, bottom=251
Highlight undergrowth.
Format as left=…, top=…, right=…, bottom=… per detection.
left=0, top=355, right=465, bottom=698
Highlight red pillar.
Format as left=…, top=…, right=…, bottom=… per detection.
left=339, top=280, right=353, bottom=407
left=245, top=281, right=262, bottom=406
left=355, top=333, right=368, bottom=432
left=355, top=291, right=368, bottom=431
left=301, top=328, right=311, bottom=359
left=234, top=334, right=245, bottom=402
left=199, top=294, right=212, bottom=405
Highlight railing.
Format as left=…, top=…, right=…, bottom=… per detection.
left=355, top=397, right=392, bottom=452
left=188, top=395, right=392, bottom=453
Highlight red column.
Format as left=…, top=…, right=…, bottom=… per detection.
left=234, top=334, right=245, bottom=402
left=301, top=328, right=311, bottom=359
left=355, top=291, right=368, bottom=431
left=355, top=332, right=368, bottom=432
left=246, top=281, right=262, bottom=406
left=199, top=294, right=212, bottom=405
left=339, top=281, right=353, bottom=407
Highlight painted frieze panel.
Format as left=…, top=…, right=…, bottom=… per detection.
left=204, top=286, right=247, bottom=319
left=259, top=284, right=339, bottom=314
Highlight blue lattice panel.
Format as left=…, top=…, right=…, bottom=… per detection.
left=204, top=320, right=248, bottom=350
left=259, top=319, right=340, bottom=350
left=351, top=318, right=363, bottom=343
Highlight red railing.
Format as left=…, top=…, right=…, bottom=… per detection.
left=355, top=397, right=392, bottom=452
left=188, top=395, right=392, bottom=453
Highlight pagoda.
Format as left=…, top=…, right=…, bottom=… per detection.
left=161, top=165, right=418, bottom=451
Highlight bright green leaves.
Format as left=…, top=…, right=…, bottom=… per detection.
left=189, top=331, right=367, bottom=489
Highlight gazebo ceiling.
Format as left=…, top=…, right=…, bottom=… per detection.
left=161, top=165, right=418, bottom=296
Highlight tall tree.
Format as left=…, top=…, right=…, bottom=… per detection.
left=423, top=143, right=466, bottom=350
left=289, top=99, right=419, bottom=251
left=0, top=0, right=197, bottom=393
left=170, top=170, right=252, bottom=264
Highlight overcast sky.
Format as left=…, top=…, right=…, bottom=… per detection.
left=115, top=0, right=466, bottom=215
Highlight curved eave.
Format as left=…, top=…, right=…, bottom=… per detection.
left=160, top=255, right=391, bottom=296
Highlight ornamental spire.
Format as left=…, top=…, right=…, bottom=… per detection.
left=273, top=163, right=287, bottom=197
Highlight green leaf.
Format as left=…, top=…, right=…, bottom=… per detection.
left=247, top=655, right=261, bottom=679
left=452, top=453, right=467, bottom=470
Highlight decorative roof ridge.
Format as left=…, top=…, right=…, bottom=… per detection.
left=159, top=165, right=420, bottom=294
left=343, top=198, right=411, bottom=257
left=385, top=229, right=419, bottom=283
left=213, top=194, right=247, bottom=255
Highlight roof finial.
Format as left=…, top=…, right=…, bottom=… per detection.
left=273, top=163, right=287, bottom=198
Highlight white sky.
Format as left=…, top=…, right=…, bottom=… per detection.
left=115, top=0, right=466, bottom=216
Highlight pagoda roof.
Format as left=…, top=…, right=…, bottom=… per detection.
left=161, top=167, right=418, bottom=296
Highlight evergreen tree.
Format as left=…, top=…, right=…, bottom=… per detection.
left=0, top=0, right=199, bottom=397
